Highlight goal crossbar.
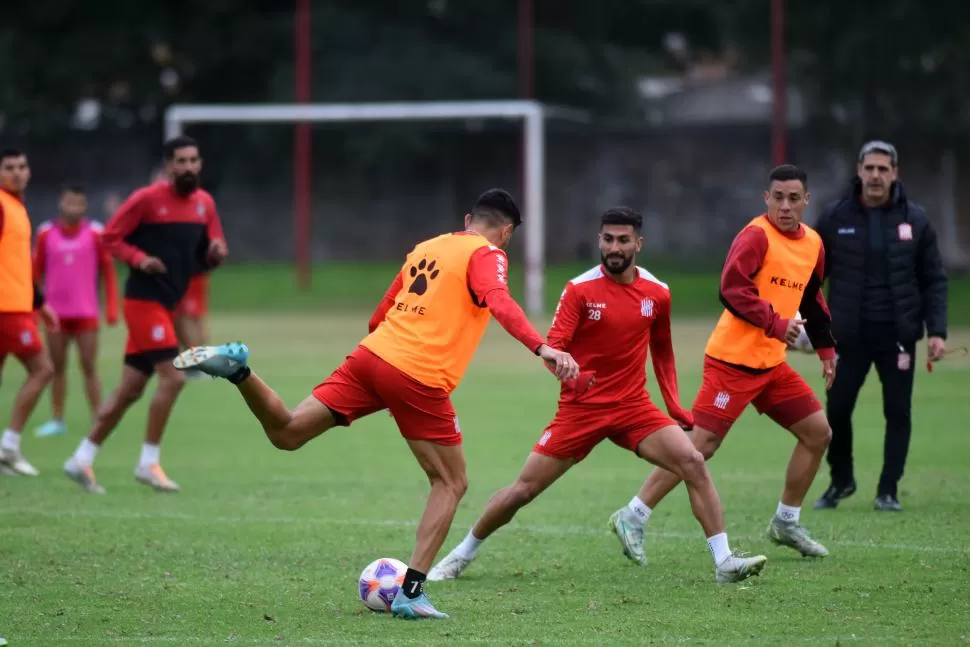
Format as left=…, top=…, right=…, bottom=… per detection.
left=164, top=99, right=583, bottom=315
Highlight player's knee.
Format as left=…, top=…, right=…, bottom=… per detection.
left=508, top=479, right=541, bottom=508
left=693, top=433, right=722, bottom=460
left=446, top=472, right=468, bottom=500
left=31, top=356, right=55, bottom=384
left=677, top=450, right=709, bottom=484
left=79, top=362, right=97, bottom=379
left=802, top=421, right=832, bottom=453
left=118, top=379, right=148, bottom=406
left=268, top=429, right=302, bottom=451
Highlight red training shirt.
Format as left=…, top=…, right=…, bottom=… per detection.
left=547, top=264, right=691, bottom=425
left=103, top=181, right=226, bottom=309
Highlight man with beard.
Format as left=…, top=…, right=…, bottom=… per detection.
left=428, top=207, right=769, bottom=585
left=605, top=165, right=837, bottom=564
left=813, top=141, right=947, bottom=512
left=63, top=136, right=227, bottom=493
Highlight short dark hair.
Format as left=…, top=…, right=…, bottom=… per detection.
left=61, top=183, right=86, bottom=195
left=470, top=188, right=522, bottom=228
left=600, top=206, right=642, bottom=232
left=1, top=148, right=26, bottom=163
left=163, top=135, right=199, bottom=160
left=768, top=164, right=807, bottom=188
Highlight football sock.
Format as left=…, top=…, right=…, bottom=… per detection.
left=401, top=568, right=427, bottom=600
left=706, top=532, right=732, bottom=566
left=1, top=429, right=21, bottom=452
left=454, top=531, right=483, bottom=560
left=139, top=443, right=160, bottom=467
left=227, top=366, right=251, bottom=385
left=776, top=502, right=801, bottom=523
left=74, top=439, right=100, bottom=466
left=627, top=496, right=653, bottom=524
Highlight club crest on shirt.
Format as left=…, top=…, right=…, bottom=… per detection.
left=640, top=298, right=654, bottom=317
left=196, top=202, right=206, bottom=218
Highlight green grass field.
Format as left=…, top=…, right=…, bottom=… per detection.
left=2, top=265, right=969, bottom=646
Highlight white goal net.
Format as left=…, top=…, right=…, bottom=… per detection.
left=164, top=100, right=569, bottom=315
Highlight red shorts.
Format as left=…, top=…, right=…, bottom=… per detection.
left=312, top=345, right=461, bottom=446
left=175, top=274, right=209, bottom=318
left=0, top=312, right=44, bottom=362
left=533, top=398, right=676, bottom=462
left=123, top=299, right=179, bottom=374
left=57, top=317, right=100, bottom=335
left=692, top=357, right=821, bottom=437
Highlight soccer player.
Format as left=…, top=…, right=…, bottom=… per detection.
left=173, top=189, right=580, bottom=620
left=0, top=148, right=56, bottom=476
left=607, top=165, right=836, bottom=562
left=63, top=136, right=227, bottom=493
left=32, top=185, right=120, bottom=438
left=429, top=207, right=768, bottom=584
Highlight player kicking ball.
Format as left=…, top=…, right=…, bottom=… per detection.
left=429, top=207, right=768, bottom=585
left=608, top=165, right=836, bottom=563
left=173, top=189, right=581, bottom=620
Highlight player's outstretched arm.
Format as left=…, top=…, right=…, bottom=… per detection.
left=368, top=273, right=404, bottom=333
left=648, top=292, right=693, bottom=428
left=719, top=227, right=790, bottom=341
left=467, top=247, right=579, bottom=381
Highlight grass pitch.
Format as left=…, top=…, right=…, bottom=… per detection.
left=1, top=266, right=969, bottom=646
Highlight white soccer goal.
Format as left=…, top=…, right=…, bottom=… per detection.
left=164, top=100, right=581, bottom=315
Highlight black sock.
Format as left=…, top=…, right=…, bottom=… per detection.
left=401, top=567, right=426, bottom=599
left=227, top=366, right=251, bottom=385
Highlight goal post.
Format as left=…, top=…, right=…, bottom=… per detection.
left=163, top=100, right=580, bottom=315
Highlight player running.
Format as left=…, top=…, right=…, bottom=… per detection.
left=173, top=189, right=580, bottom=620
left=63, top=136, right=228, bottom=494
left=607, top=165, right=836, bottom=562
left=32, top=184, right=120, bottom=438
left=0, top=148, right=56, bottom=476
left=429, top=207, right=768, bottom=584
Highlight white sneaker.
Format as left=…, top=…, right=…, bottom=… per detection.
left=715, top=552, right=768, bottom=583
left=0, top=448, right=39, bottom=476
left=427, top=551, right=474, bottom=581
left=63, top=458, right=106, bottom=494
left=608, top=508, right=647, bottom=565
left=135, top=463, right=180, bottom=492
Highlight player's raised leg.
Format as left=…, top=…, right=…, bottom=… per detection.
left=35, top=326, right=70, bottom=438
left=429, top=450, right=574, bottom=582
left=173, top=342, right=341, bottom=449
left=76, top=328, right=103, bottom=417
left=624, top=424, right=766, bottom=582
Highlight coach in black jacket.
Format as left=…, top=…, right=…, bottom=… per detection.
left=813, top=141, right=948, bottom=512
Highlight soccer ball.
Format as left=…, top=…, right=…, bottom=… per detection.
left=787, top=311, right=815, bottom=353
left=358, top=557, right=407, bottom=612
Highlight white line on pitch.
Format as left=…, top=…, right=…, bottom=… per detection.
left=2, top=507, right=966, bottom=555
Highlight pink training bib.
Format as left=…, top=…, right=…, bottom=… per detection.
left=42, top=220, right=100, bottom=319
